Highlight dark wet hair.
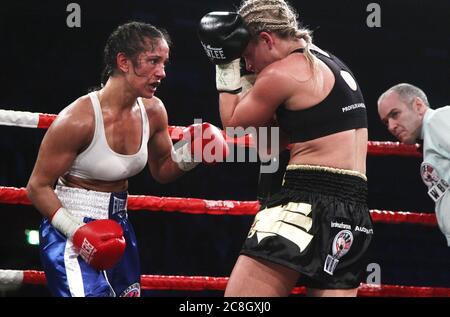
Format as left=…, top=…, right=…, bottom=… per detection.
left=101, top=21, right=171, bottom=85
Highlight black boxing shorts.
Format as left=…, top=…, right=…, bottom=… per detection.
left=241, top=164, right=373, bottom=289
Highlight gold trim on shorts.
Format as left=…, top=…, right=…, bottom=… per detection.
left=286, top=164, right=367, bottom=181
left=247, top=203, right=314, bottom=252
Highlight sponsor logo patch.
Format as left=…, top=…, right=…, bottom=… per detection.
left=80, top=238, right=97, bottom=264
left=112, top=197, right=127, bottom=215
left=324, top=230, right=354, bottom=275
left=120, top=283, right=141, bottom=297
left=421, top=163, right=449, bottom=202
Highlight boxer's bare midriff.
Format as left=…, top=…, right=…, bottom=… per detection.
left=288, top=128, right=368, bottom=175
left=59, top=174, right=128, bottom=193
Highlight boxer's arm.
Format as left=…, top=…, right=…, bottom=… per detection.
left=220, top=69, right=291, bottom=129
left=145, top=99, right=185, bottom=183
left=27, top=97, right=93, bottom=218
left=146, top=99, right=230, bottom=180
left=255, top=117, right=290, bottom=161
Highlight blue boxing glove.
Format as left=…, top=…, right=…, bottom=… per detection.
left=198, top=11, right=250, bottom=93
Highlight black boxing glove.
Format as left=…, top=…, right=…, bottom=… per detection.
left=198, top=12, right=250, bottom=93
left=198, top=11, right=250, bottom=64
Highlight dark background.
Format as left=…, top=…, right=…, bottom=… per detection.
left=0, top=0, right=449, bottom=297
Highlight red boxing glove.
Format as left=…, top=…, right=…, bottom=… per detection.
left=72, top=220, right=126, bottom=270
left=173, top=122, right=230, bottom=171
left=51, top=207, right=126, bottom=270
left=187, top=122, right=230, bottom=164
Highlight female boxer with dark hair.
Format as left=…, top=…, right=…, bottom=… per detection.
left=27, top=21, right=228, bottom=297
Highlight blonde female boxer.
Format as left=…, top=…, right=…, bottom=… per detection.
left=199, top=0, right=373, bottom=297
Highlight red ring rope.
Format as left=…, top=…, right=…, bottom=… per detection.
left=1, top=270, right=448, bottom=297
left=0, top=186, right=436, bottom=225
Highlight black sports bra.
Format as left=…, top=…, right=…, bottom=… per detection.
left=276, top=48, right=367, bottom=142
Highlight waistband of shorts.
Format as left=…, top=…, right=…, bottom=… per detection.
left=283, top=165, right=367, bottom=204
left=55, top=185, right=128, bottom=219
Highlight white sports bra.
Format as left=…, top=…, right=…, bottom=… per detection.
left=65, top=92, right=150, bottom=182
